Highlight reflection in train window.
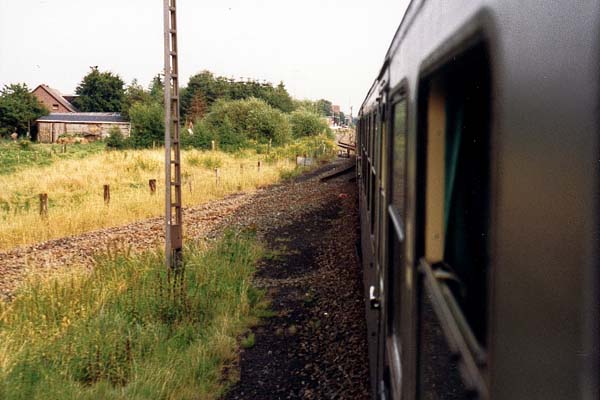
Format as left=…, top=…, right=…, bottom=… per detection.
left=388, top=97, right=407, bottom=332
left=391, top=101, right=407, bottom=216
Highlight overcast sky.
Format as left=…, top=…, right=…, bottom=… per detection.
left=0, top=0, right=410, bottom=114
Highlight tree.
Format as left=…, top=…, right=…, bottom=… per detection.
left=293, top=99, right=319, bottom=114
left=289, top=110, right=331, bottom=138
left=180, top=71, right=297, bottom=120
left=265, top=82, right=295, bottom=113
left=0, top=83, right=48, bottom=137
left=181, top=71, right=226, bottom=120
left=203, top=98, right=291, bottom=150
left=187, top=91, right=208, bottom=123
left=149, top=74, right=164, bottom=104
left=122, top=79, right=151, bottom=118
left=128, top=101, right=164, bottom=148
left=316, top=99, right=333, bottom=117
left=73, top=67, right=125, bottom=112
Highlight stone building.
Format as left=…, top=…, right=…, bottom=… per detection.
left=32, top=84, right=131, bottom=142
left=37, top=113, right=131, bottom=143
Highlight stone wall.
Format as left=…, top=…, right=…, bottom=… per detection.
left=37, top=122, right=131, bottom=143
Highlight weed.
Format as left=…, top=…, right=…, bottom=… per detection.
left=201, top=156, right=223, bottom=170
left=0, top=230, right=266, bottom=399
left=240, top=332, right=256, bottom=349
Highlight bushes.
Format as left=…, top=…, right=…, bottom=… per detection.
left=124, top=92, right=332, bottom=153
left=289, top=110, right=331, bottom=138
left=200, top=98, right=291, bottom=151
left=105, top=126, right=126, bottom=149
left=128, top=101, right=164, bottom=148
left=181, top=120, right=216, bottom=150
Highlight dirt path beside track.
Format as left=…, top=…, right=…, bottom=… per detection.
left=222, top=164, right=370, bottom=400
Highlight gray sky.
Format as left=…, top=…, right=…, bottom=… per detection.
left=0, top=0, right=410, bottom=114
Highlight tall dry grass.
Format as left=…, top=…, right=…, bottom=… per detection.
left=0, top=148, right=297, bottom=251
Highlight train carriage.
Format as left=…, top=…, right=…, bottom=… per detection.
left=356, top=1, right=600, bottom=399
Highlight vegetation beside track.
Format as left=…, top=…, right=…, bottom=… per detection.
left=0, top=135, right=335, bottom=251
left=0, top=230, right=267, bottom=400
left=0, top=140, right=106, bottom=175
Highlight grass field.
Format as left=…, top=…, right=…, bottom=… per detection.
left=0, top=137, right=334, bottom=251
left=0, top=140, right=106, bottom=175
left=0, top=230, right=269, bottom=400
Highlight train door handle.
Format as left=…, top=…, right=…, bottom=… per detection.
left=369, top=285, right=381, bottom=309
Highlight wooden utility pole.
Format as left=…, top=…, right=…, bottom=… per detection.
left=164, top=0, right=183, bottom=275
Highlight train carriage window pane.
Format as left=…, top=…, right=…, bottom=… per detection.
left=391, top=100, right=407, bottom=216
left=375, top=112, right=381, bottom=174
left=388, top=98, right=408, bottom=337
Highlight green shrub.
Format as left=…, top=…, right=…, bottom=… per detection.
left=128, top=101, right=164, bottom=148
left=181, top=120, right=217, bottom=150
left=289, top=110, right=331, bottom=138
left=204, top=98, right=291, bottom=151
left=105, top=126, right=126, bottom=149
left=17, top=139, right=31, bottom=150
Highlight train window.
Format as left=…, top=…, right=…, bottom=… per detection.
left=366, top=114, right=373, bottom=212
left=387, top=98, right=407, bottom=331
left=371, top=111, right=380, bottom=235
left=418, top=43, right=491, bottom=396
left=376, top=105, right=389, bottom=260
left=391, top=100, right=407, bottom=215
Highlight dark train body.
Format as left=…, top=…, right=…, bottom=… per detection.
left=356, top=1, right=599, bottom=399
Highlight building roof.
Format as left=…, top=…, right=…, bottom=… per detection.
left=37, top=113, right=129, bottom=124
left=32, top=84, right=78, bottom=112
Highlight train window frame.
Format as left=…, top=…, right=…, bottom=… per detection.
left=385, top=88, right=408, bottom=332
left=384, top=83, right=409, bottom=398
left=371, top=109, right=381, bottom=236
left=416, top=41, right=491, bottom=397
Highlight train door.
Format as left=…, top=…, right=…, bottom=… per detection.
left=381, top=88, right=408, bottom=399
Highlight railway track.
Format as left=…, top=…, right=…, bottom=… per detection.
left=0, top=160, right=349, bottom=300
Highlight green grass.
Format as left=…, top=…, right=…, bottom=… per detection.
left=0, top=230, right=268, bottom=400
left=240, top=332, right=255, bottom=349
left=0, top=140, right=106, bottom=175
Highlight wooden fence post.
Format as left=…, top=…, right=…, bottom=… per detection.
left=39, top=193, right=48, bottom=218
left=215, top=168, right=220, bottom=186
left=257, top=160, right=261, bottom=173
left=103, top=184, right=110, bottom=205
left=211, top=140, right=216, bottom=151
left=149, top=179, right=157, bottom=194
